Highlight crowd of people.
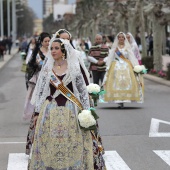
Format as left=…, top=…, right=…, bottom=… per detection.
left=0, top=36, right=13, bottom=60
left=16, top=28, right=146, bottom=170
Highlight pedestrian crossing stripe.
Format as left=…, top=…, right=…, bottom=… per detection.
left=7, top=153, right=28, bottom=170
left=7, top=151, right=131, bottom=170
left=149, top=118, right=170, bottom=137
left=153, top=150, right=170, bottom=166
left=103, top=151, right=131, bottom=170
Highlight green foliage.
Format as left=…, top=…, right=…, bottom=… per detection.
left=142, top=57, right=154, bottom=71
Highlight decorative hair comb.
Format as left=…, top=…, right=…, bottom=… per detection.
left=55, top=32, right=59, bottom=37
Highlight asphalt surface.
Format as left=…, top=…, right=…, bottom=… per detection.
left=0, top=54, right=170, bottom=170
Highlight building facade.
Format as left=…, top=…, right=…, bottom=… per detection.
left=53, top=0, right=76, bottom=21
left=20, top=0, right=28, bottom=6
left=43, top=0, right=53, bottom=18
left=34, top=19, right=43, bottom=35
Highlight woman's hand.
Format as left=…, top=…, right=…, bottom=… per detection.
left=97, top=60, right=105, bottom=66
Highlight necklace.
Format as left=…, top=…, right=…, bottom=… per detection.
left=55, top=60, right=65, bottom=69
left=119, top=44, right=124, bottom=48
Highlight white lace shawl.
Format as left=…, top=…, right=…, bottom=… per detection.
left=31, top=38, right=90, bottom=114
left=127, top=32, right=142, bottom=60
left=52, top=29, right=90, bottom=84
left=75, top=49, right=90, bottom=83
left=106, top=32, right=139, bottom=68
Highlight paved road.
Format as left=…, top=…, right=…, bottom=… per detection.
left=0, top=54, right=170, bottom=170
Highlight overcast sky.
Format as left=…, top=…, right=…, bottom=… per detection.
left=28, top=0, right=76, bottom=19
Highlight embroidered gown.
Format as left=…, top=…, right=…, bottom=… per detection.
left=103, top=47, right=143, bottom=103
left=25, top=65, right=90, bottom=155
left=28, top=72, right=106, bottom=170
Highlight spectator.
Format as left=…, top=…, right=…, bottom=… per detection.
left=7, top=36, right=13, bottom=55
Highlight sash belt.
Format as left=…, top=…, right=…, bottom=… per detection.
left=50, top=70, right=83, bottom=110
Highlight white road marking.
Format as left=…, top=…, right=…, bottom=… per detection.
left=7, top=151, right=131, bottom=170
left=153, top=150, right=170, bottom=166
left=0, top=142, right=26, bottom=144
left=104, top=151, right=131, bottom=170
left=7, top=153, right=29, bottom=170
left=149, top=118, right=170, bottom=137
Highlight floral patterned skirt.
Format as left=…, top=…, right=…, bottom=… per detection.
left=28, top=100, right=106, bottom=170
left=25, top=113, right=35, bottom=155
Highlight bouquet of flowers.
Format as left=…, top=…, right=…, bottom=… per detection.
left=20, top=51, right=27, bottom=61
left=78, top=108, right=99, bottom=131
left=134, top=65, right=147, bottom=74
left=20, top=52, right=27, bottom=72
left=86, top=83, right=105, bottom=106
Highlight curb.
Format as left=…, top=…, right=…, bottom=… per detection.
left=144, top=74, right=170, bottom=87
left=0, top=48, right=18, bottom=71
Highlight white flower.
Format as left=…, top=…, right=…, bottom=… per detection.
left=134, top=65, right=143, bottom=73
left=141, top=65, right=146, bottom=70
left=20, top=52, right=26, bottom=55
left=87, top=83, right=101, bottom=93
left=78, top=110, right=96, bottom=128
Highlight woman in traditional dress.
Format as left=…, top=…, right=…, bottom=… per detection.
left=24, top=32, right=51, bottom=154
left=103, top=32, right=144, bottom=108
left=54, top=29, right=90, bottom=85
left=24, top=29, right=89, bottom=156
left=25, top=38, right=36, bottom=65
left=25, top=38, right=37, bottom=89
left=126, top=32, right=142, bottom=65
left=28, top=37, right=106, bottom=170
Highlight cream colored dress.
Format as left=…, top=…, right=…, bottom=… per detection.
left=104, top=47, right=143, bottom=103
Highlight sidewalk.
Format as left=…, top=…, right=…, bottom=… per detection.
left=143, top=54, right=170, bottom=87
left=144, top=74, right=170, bottom=87
left=0, top=48, right=18, bottom=71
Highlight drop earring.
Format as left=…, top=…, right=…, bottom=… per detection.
left=62, top=54, right=65, bottom=60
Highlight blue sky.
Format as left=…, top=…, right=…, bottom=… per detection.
left=28, top=0, right=43, bottom=19
left=68, top=0, right=76, bottom=4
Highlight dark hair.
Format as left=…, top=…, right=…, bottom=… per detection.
left=52, top=39, right=67, bottom=58
left=28, top=32, right=51, bottom=72
left=38, top=32, right=51, bottom=44
left=31, top=32, right=51, bottom=60
left=107, top=35, right=114, bottom=43
left=56, top=29, right=71, bottom=40
left=55, top=29, right=75, bottom=49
